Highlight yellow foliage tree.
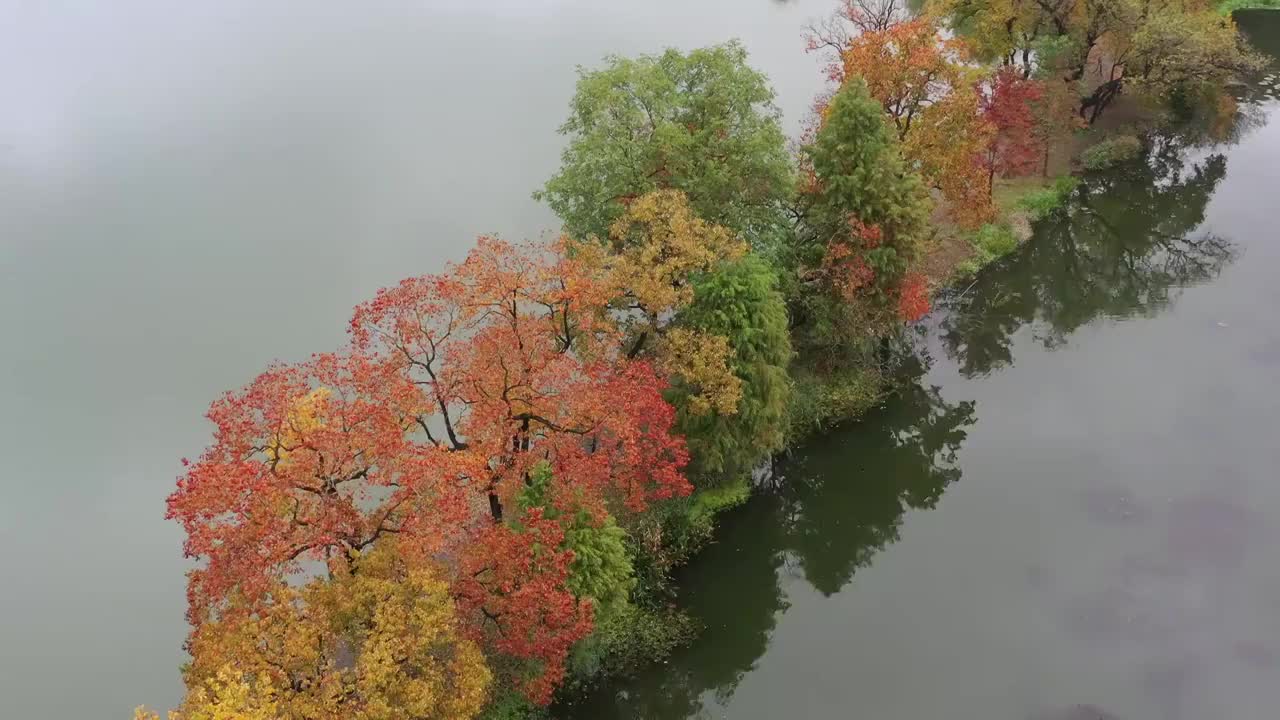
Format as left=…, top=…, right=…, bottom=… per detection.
left=575, top=189, right=749, bottom=417
left=134, top=666, right=277, bottom=720
left=904, top=86, right=996, bottom=228
left=655, top=328, right=743, bottom=416
left=138, top=541, right=491, bottom=720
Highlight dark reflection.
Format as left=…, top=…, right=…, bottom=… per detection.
left=779, top=353, right=975, bottom=595
left=939, top=137, right=1236, bottom=377
left=565, top=497, right=790, bottom=719
left=1238, top=11, right=1280, bottom=102
left=563, top=352, right=975, bottom=718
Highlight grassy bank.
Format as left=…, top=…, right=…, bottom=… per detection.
left=1220, top=0, right=1280, bottom=15
left=919, top=173, right=1078, bottom=284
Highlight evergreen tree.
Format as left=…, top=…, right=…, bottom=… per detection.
left=674, top=255, right=793, bottom=483
left=795, top=79, right=933, bottom=356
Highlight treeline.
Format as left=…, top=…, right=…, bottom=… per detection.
left=140, top=2, right=1260, bottom=718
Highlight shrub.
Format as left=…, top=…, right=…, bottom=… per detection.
left=479, top=691, right=549, bottom=720
left=784, top=365, right=884, bottom=445
left=565, top=603, right=698, bottom=688
left=1016, top=175, right=1080, bottom=220
left=1218, top=0, right=1280, bottom=15
left=955, top=258, right=982, bottom=277
left=1081, top=135, right=1142, bottom=171
left=972, top=223, right=1019, bottom=261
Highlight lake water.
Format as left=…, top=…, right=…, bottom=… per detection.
left=2, top=3, right=1277, bottom=718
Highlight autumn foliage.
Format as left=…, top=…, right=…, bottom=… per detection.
left=347, top=235, right=690, bottom=521
left=981, top=67, right=1046, bottom=181
left=798, top=78, right=933, bottom=347
left=831, top=18, right=996, bottom=227
left=164, top=230, right=698, bottom=713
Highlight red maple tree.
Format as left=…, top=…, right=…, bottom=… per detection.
left=169, top=235, right=691, bottom=704
left=348, top=235, right=690, bottom=523
left=166, top=351, right=454, bottom=623
left=981, top=67, right=1046, bottom=187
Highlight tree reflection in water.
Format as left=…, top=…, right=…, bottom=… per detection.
left=566, top=132, right=1238, bottom=718
left=777, top=351, right=974, bottom=596
left=939, top=136, right=1236, bottom=378
left=564, top=350, right=976, bottom=718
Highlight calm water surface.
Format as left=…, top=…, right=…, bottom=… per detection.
left=3, top=3, right=1278, bottom=719
left=0, top=2, right=828, bottom=717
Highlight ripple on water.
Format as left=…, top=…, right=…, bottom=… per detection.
left=1080, top=483, right=1151, bottom=526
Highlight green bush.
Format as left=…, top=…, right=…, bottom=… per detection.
left=479, top=689, right=550, bottom=720
left=955, top=258, right=982, bottom=278
left=622, top=473, right=751, bottom=601
left=973, top=223, right=1019, bottom=260
left=1016, top=176, right=1080, bottom=220
left=1081, top=135, right=1142, bottom=171
left=565, top=602, right=698, bottom=689
left=1218, top=0, right=1280, bottom=15
left=784, top=365, right=883, bottom=446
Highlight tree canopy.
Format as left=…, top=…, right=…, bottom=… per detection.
left=147, top=7, right=1264, bottom=715
left=537, top=42, right=795, bottom=257
left=796, top=78, right=934, bottom=356
left=139, top=542, right=492, bottom=720
left=837, top=18, right=996, bottom=226
left=675, top=255, right=793, bottom=482
left=930, top=0, right=1265, bottom=121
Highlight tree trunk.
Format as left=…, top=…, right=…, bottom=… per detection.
left=1080, top=79, right=1123, bottom=124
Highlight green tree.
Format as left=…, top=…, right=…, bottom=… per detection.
left=795, top=79, right=932, bottom=357
left=537, top=42, right=794, bottom=257
left=515, top=464, right=636, bottom=619
left=674, top=255, right=793, bottom=483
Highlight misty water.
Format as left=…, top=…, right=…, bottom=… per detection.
left=2, top=3, right=1279, bottom=719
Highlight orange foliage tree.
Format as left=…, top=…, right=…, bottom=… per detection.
left=822, top=17, right=996, bottom=228
left=167, top=235, right=693, bottom=707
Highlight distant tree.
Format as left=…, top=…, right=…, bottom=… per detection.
left=929, top=0, right=1049, bottom=77
left=836, top=18, right=996, bottom=226
left=981, top=67, right=1046, bottom=188
left=931, top=0, right=1264, bottom=122
left=1080, top=6, right=1265, bottom=123
left=537, top=42, right=794, bottom=257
